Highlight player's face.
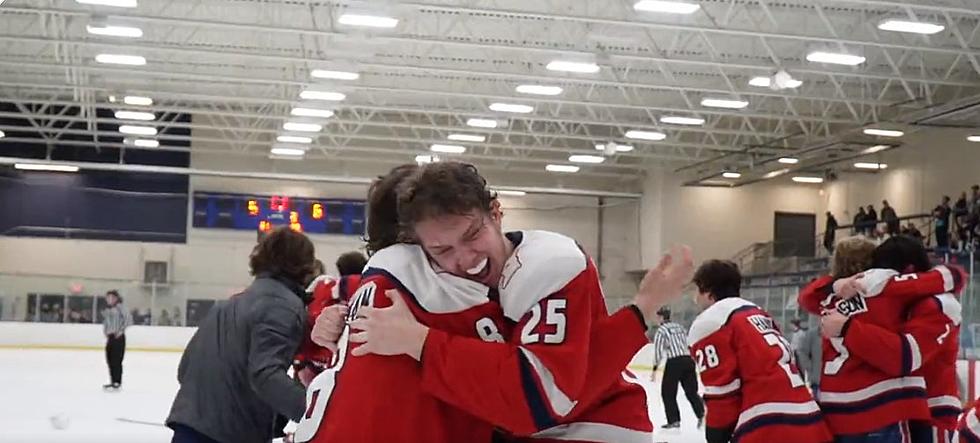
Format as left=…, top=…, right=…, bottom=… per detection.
left=413, top=206, right=510, bottom=288
left=693, top=289, right=713, bottom=310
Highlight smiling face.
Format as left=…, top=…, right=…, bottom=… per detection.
left=412, top=202, right=513, bottom=288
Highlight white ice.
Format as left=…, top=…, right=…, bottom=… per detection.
left=0, top=349, right=706, bottom=442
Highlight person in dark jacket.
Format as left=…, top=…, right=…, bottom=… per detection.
left=853, top=207, right=867, bottom=235
left=824, top=212, right=839, bottom=254
left=880, top=200, right=899, bottom=236
left=167, top=227, right=318, bottom=443
left=865, top=204, right=878, bottom=235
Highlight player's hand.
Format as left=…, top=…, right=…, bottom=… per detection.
left=633, top=245, right=694, bottom=321
left=820, top=310, right=848, bottom=338
left=832, top=273, right=865, bottom=300
left=349, top=290, right=429, bottom=360
left=311, top=304, right=348, bottom=352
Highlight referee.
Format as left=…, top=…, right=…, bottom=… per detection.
left=102, top=290, right=131, bottom=392
left=651, top=307, right=704, bottom=429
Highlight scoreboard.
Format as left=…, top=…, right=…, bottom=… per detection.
left=192, top=192, right=365, bottom=236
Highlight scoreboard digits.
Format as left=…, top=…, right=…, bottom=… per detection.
left=192, top=192, right=365, bottom=236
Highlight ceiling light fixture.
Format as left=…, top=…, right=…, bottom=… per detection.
left=722, top=172, right=742, bottom=179
left=495, top=190, right=527, bottom=197
left=95, top=53, right=146, bottom=65
left=276, top=135, right=313, bottom=144
left=624, top=130, right=666, bottom=141
left=545, top=164, right=580, bottom=173
left=282, top=122, right=322, bottom=132
left=516, top=84, right=564, bottom=96
left=749, top=76, right=802, bottom=89
left=290, top=108, right=335, bottom=118
left=299, top=90, right=346, bottom=101
left=968, top=135, right=980, bottom=142
left=806, top=51, right=866, bottom=66
left=86, top=24, right=143, bottom=38
left=118, top=125, right=157, bottom=136
left=337, top=13, right=399, bottom=28
left=568, top=154, right=605, bottom=164
left=489, top=103, right=534, bottom=114
left=792, top=176, right=824, bottom=184
left=660, top=116, right=705, bottom=126
left=114, top=110, right=155, bottom=121
left=270, top=147, right=306, bottom=157
left=122, top=95, right=152, bottom=106
left=14, top=163, right=80, bottom=172
left=430, top=144, right=466, bottom=154
left=415, top=154, right=439, bottom=164
left=763, top=168, right=791, bottom=179
left=862, top=144, right=891, bottom=154
left=310, top=69, right=360, bottom=81
left=447, top=134, right=486, bottom=142
left=466, top=118, right=498, bottom=128
left=878, top=19, right=945, bottom=35
left=854, top=162, right=888, bottom=170
left=863, top=128, right=904, bottom=137
left=701, top=98, right=749, bottom=109
left=75, top=0, right=137, bottom=7
left=633, top=0, right=701, bottom=14
left=594, top=143, right=634, bottom=153
left=777, top=157, right=799, bottom=164
left=545, top=60, right=600, bottom=74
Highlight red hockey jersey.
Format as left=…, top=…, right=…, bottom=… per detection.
left=958, top=401, right=980, bottom=442
left=798, top=274, right=932, bottom=435
left=835, top=266, right=964, bottom=430
left=418, top=230, right=653, bottom=442
left=688, top=297, right=831, bottom=443
left=293, top=244, right=509, bottom=443
left=293, top=274, right=362, bottom=372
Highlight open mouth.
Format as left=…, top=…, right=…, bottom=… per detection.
left=465, top=257, right=492, bottom=283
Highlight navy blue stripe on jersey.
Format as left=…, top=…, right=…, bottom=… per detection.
left=931, top=406, right=962, bottom=418
left=901, top=335, right=912, bottom=376
left=732, top=411, right=824, bottom=441
left=962, top=428, right=980, bottom=443
left=517, top=350, right=557, bottom=431
left=725, top=305, right=757, bottom=326
left=338, top=276, right=350, bottom=303
left=361, top=267, right=429, bottom=313
left=819, top=386, right=926, bottom=415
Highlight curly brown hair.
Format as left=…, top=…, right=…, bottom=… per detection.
left=249, top=227, right=317, bottom=285
left=396, top=162, right=495, bottom=232
left=335, top=251, right=368, bottom=276
left=830, top=236, right=875, bottom=278
left=364, top=164, right=419, bottom=255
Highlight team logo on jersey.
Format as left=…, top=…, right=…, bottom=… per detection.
left=346, top=282, right=377, bottom=322
left=747, top=314, right=777, bottom=334
left=834, top=295, right=868, bottom=317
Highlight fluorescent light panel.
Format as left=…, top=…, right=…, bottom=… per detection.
left=749, top=76, right=802, bottom=89
left=701, top=98, right=749, bottom=109
left=123, top=96, right=152, bottom=106
left=595, top=143, right=634, bottom=153
left=124, top=137, right=159, bottom=148
left=0, top=130, right=5, bottom=138
left=763, top=168, right=791, bottom=179
left=86, top=24, right=143, bottom=38
left=777, top=157, right=799, bottom=164
left=290, top=108, right=335, bottom=118
left=545, top=60, right=600, bottom=74
left=660, top=116, right=705, bottom=126
left=624, top=130, right=666, bottom=141
left=466, top=118, right=498, bottom=128
left=277, top=135, right=313, bottom=144
left=447, top=134, right=486, bottom=142
left=489, top=103, right=534, bottom=114
left=95, top=53, right=146, bottom=66
left=299, top=90, right=346, bottom=101
left=516, top=84, right=563, bottom=96
left=118, top=125, right=156, bottom=135
left=863, top=128, right=904, bottom=137
left=114, top=110, right=155, bottom=121
left=569, top=155, right=605, bottom=164
left=495, top=190, right=526, bottom=197
left=15, top=163, right=80, bottom=172
left=862, top=144, right=891, bottom=154
left=722, top=172, right=742, bottom=179
left=430, top=144, right=466, bottom=154
left=75, top=0, right=137, bottom=7
left=968, top=135, right=980, bottom=143
left=806, top=51, right=866, bottom=66
left=854, top=162, right=888, bottom=170
left=415, top=154, right=439, bottom=164
left=878, top=20, right=945, bottom=35
left=633, top=0, right=701, bottom=14
left=310, top=69, right=360, bottom=81
left=792, top=176, right=824, bottom=184
left=337, top=13, right=399, bottom=28
left=282, top=122, right=322, bottom=132
left=270, top=147, right=306, bottom=156
left=545, top=164, right=580, bottom=173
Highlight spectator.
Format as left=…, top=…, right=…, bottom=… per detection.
left=142, top=308, right=152, bottom=326
left=903, top=221, right=924, bottom=242
left=955, top=192, right=969, bottom=249
left=853, top=207, right=868, bottom=235
left=880, top=200, right=899, bottom=236
left=173, top=306, right=183, bottom=326
left=866, top=204, right=878, bottom=234
left=102, top=290, right=131, bottom=391
left=167, top=227, right=317, bottom=443
left=970, top=185, right=980, bottom=249
left=159, top=309, right=173, bottom=326
left=934, top=195, right=952, bottom=251
left=824, top=212, right=838, bottom=254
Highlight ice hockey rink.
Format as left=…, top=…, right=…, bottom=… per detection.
left=0, top=347, right=704, bottom=443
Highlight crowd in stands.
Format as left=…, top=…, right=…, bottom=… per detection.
left=824, top=184, right=980, bottom=254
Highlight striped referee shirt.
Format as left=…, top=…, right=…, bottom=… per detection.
left=652, top=322, right=690, bottom=369
left=103, top=304, right=131, bottom=336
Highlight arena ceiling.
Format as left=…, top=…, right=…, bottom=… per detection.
left=1, top=0, right=980, bottom=190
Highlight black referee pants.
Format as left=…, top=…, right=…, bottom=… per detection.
left=661, top=355, right=704, bottom=424
left=106, top=334, right=126, bottom=385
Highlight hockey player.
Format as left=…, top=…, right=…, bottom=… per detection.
left=295, top=162, right=688, bottom=443
left=687, top=259, right=831, bottom=443
left=292, top=252, right=366, bottom=386
left=798, top=236, right=950, bottom=440
left=805, top=237, right=966, bottom=442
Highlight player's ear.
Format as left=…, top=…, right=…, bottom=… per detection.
left=489, top=199, right=503, bottom=223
